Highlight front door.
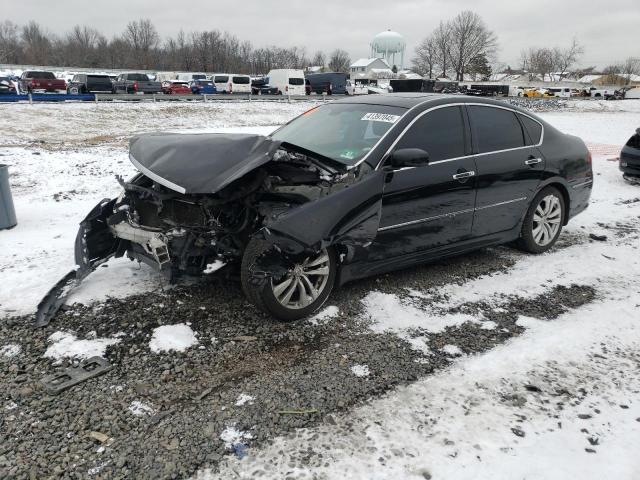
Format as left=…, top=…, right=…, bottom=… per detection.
left=368, top=105, right=477, bottom=261
left=467, top=105, right=545, bottom=237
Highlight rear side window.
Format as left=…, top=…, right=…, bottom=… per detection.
left=518, top=114, right=543, bottom=145
left=232, top=76, right=250, bottom=84
left=214, top=76, right=229, bottom=83
left=469, top=106, right=525, bottom=153
left=289, top=77, right=304, bottom=85
left=395, top=106, right=466, bottom=162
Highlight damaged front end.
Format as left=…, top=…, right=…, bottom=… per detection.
left=36, top=132, right=383, bottom=326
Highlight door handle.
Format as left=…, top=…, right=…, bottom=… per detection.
left=525, top=157, right=542, bottom=166
left=452, top=171, right=475, bottom=180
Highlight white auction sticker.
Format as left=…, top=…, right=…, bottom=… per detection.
left=361, top=112, right=400, bottom=123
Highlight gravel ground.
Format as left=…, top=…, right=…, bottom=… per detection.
left=0, top=235, right=598, bottom=479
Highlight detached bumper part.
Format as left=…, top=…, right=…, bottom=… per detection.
left=35, top=199, right=118, bottom=327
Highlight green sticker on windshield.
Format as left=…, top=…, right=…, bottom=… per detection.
left=362, top=112, right=400, bottom=123
left=339, top=150, right=358, bottom=160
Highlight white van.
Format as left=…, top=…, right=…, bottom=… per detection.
left=547, top=87, right=572, bottom=98
left=211, top=74, right=252, bottom=94
left=176, top=72, right=207, bottom=82
left=266, top=69, right=306, bottom=95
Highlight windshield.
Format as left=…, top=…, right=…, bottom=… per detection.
left=271, top=103, right=406, bottom=166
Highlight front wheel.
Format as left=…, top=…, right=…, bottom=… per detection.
left=517, top=186, right=565, bottom=253
left=241, top=237, right=337, bottom=321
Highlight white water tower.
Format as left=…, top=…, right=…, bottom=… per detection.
left=370, top=29, right=406, bottom=69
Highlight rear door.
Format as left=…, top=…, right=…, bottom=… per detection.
left=467, top=105, right=545, bottom=237
left=368, top=105, right=477, bottom=260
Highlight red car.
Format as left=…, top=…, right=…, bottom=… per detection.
left=20, top=71, right=66, bottom=93
left=161, top=81, right=192, bottom=95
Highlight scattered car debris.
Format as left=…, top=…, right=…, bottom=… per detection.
left=40, top=356, right=113, bottom=394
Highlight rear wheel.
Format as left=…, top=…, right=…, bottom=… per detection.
left=241, top=237, right=337, bottom=321
left=517, top=186, right=565, bottom=253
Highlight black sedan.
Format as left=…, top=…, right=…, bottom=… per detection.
left=36, top=94, right=593, bottom=325
left=620, top=128, right=640, bottom=183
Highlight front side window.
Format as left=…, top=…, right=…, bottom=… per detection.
left=468, top=106, right=525, bottom=153
left=271, top=103, right=406, bottom=166
left=395, top=106, right=466, bottom=162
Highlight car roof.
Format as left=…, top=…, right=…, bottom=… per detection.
left=332, top=93, right=526, bottom=110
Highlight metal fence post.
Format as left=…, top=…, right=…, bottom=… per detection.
left=28, top=93, right=33, bottom=104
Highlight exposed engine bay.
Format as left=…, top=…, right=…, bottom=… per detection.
left=110, top=147, right=359, bottom=278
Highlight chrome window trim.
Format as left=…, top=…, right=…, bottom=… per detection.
left=378, top=196, right=528, bottom=232
left=375, top=102, right=545, bottom=170
left=129, top=153, right=187, bottom=194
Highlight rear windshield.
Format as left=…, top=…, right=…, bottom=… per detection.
left=232, top=76, right=250, bottom=84
left=27, top=71, right=56, bottom=79
left=127, top=73, right=149, bottom=81
left=289, top=77, right=304, bottom=85
left=198, top=81, right=213, bottom=86
left=87, top=75, right=110, bottom=81
left=172, top=82, right=189, bottom=86
left=192, top=74, right=206, bottom=80
left=214, top=76, right=229, bottom=83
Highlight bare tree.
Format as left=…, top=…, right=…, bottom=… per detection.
left=448, top=11, right=497, bottom=81
left=432, top=21, right=451, bottom=78
left=621, top=57, right=640, bottom=84
left=21, top=21, right=53, bottom=65
left=123, top=19, right=159, bottom=69
left=412, top=35, right=438, bottom=78
left=328, top=49, right=350, bottom=72
left=0, top=20, right=21, bottom=64
left=553, top=38, right=583, bottom=80
left=311, top=51, right=326, bottom=69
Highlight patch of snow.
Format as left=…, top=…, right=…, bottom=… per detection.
left=441, top=344, right=463, bottom=356
left=220, top=426, right=253, bottom=449
left=235, top=394, right=255, bottom=407
left=308, top=305, right=339, bottom=325
left=44, top=331, right=120, bottom=360
left=0, top=344, right=21, bottom=358
left=479, top=320, right=498, bottom=330
left=128, top=401, right=155, bottom=417
left=203, top=260, right=226, bottom=274
left=405, top=336, right=431, bottom=355
left=149, top=324, right=198, bottom=353
left=5, top=401, right=18, bottom=411
left=350, top=364, right=370, bottom=378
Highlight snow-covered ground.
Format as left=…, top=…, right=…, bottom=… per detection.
left=1, top=99, right=639, bottom=479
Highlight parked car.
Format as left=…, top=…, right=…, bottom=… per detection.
left=523, top=88, right=554, bottom=98
left=307, top=72, right=348, bottom=95
left=620, top=128, right=640, bottom=183
left=623, top=86, right=640, bottom=99
left=0, top=77, right=17, bottom=94
left=190, top=79, right=217, bottom=95
left=37, top=94, right=593, bottom=326
left=112, top=73, right=162, bottom=94
left=589, top=87, right=617, bottom=99
left=67, top=74, right=113, bottom=94
left=250, top=77, right=278, bottom=95
left=546, top=87, right=572, bottom=98
left=19, top=71, right=66, bottom=93
left=266, top=69, right=306, bottom=95
left=345, top=79, right=369, bottom=95
left=161, top=80, right=192, bottom=95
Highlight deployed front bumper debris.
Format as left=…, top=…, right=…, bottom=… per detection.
left=40, top=356, right=113, bottom=394
left=35, top=198, right=118, bottom=327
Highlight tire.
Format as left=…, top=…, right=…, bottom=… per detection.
left=516, top=186, right=565, bottom=253
left=241, top=237, right=337, bottom=321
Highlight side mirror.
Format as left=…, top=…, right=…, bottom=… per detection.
left=388, top=148, right=430, bottom=169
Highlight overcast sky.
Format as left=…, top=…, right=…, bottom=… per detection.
left=12, top=0, right=640, bottom=69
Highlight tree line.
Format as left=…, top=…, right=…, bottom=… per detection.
left=0, top=19, right=352, bottom=74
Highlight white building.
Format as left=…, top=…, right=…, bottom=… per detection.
left=349, top=58, right=393, bottom=80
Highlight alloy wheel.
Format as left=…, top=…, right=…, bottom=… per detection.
left=532, top=194, right=562, bottom=246
left=271, top=250, right=331, bottom=310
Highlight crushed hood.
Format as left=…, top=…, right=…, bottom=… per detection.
left=129, top=132, right=282, bottom=194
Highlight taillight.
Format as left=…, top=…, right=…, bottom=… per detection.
left=133, top=81, right=138, bottom=92
left=587, top=151, right=592, bottom=166
left=285, top=85, right=289, bottom=92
